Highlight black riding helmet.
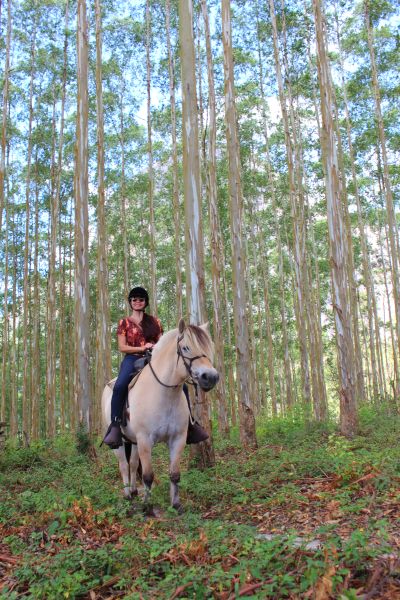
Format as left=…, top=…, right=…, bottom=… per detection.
left=128, top=286, right=149, bottom=308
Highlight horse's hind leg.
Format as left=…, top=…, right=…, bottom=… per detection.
left=137, top=436, right=154, bottom=515
left=168, top=436, right=186, bottom=513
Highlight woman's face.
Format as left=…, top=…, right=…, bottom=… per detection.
left=130, top=297, right=146, bottom=310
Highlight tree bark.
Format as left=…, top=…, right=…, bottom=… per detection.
left=94, top=0, right=111, bottom=433
left=178, top=0, right=214, bottom=466
left=221, top=0, right=256, bottom=447
left=146, top=0, right=157, bottom=314
left=74, top=0, right=91, bottom=431
left=200, top=0, right=229, bottom=435
left=313, top=0, right=358, bottom=436
left=0, top=0, right=11, bottom=235
left=166, top=0, right=183, bottom=320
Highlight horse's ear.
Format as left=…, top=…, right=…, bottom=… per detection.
left=200, top=322, right=209, bottom=332
left=178, top=318, right=186, bottom=335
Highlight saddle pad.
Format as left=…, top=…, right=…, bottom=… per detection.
left=106, top=372, right=141, bottom=391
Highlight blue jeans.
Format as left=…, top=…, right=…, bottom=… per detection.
left=110, top=354, right=142, bottom=421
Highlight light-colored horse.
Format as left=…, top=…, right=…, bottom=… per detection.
left=101, top=319, right=219, bottom=512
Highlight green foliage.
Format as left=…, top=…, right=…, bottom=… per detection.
left=1, top=412, right=399, bottom=598
left=75, top=422, right=91, bottom=455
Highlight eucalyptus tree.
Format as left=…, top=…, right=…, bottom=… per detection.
left=178, top=0, right=215, bottom=466
left=74, top=0, right=91, bottom=431
left=200, top=0, right=229, bottom=435
left=313, top=0, right=358, bottom=435
left=0, top=0, right=11, bottom=235
left=94, top=0, right=111, bottom=431
left=222, top=0, right=256, bottom=447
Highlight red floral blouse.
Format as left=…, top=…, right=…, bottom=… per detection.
left=117, top=316, right=163, bottom=349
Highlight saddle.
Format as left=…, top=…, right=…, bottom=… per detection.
left=106, top=355, right=149, bottom=391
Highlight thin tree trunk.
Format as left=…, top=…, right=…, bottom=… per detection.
left=45, top=88, right=58, bottom=437
left=333, top=5, right=380, bottom=401
left=31, top=154, right=41, bottom=439
left=0, top=0, right=11, bottom=234
left=313, top=0, right=358, bottom=436
left=269, top=0, right=311, bottom=413
left=364, top=0, right=400, bottom=359
left=10, top=188, right=18, bottom=437
left=146, top=0, right=157, bottom=313
left=74, top=0, right=91, bottom=431
left=166, top=0, right=183, bottom=319
left=94, top=0, right=111, bottom=432
left=222, top=0, right=256, bottom=447
left=255, top=15, right=293, bottom=411
left=1, top=188, right=10, bottom=424
left=200, top=0, right=229, bottom=434
left=178, top=0, right=214, bottom=466
left=119, top=96, right=129, bottom=303
left=381, top=223, right=400, bottom=403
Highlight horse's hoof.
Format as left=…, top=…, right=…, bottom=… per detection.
left=173, top=503, right=184, bottom=515
left=143, top=504, right=156, bottom=517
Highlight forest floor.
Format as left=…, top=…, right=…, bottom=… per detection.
left=0, top=409, right=400, bottom=599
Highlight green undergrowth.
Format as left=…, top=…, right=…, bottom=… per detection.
left=1, top=409, right=399, bottom=599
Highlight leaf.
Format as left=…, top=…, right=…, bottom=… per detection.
left=315, top=565, right=336, bottom=600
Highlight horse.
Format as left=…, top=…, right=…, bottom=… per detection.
left=101, top=319, right=219, bottom=513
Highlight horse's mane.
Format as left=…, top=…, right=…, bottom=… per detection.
left=152, top=324, right=213, bottom=360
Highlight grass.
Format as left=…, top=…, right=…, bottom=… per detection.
left=0, top=408, right=399, bottom=599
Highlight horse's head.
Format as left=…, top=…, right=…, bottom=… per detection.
left=177, top=319, right=219, bottom=391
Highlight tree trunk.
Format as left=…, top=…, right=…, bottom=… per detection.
left=146, top=0, right=157, bottom=314
left=313, top=0, right=358, bottom=436
left=74, top=0, right=91, bottom=431
left=166, top=0, right=183, bottom=320
left=221, top=0, right=256, bottom=447
left=94, top=0, right=111, bottom=433
left=0, top=0, right=11, bottom=234
left=200, top=0, right=229, bottom=435
left=269, top=0, right=311, bottom=413
left=178, top=0, right=214, bottom=466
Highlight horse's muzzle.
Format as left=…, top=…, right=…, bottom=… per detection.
left=197, top=370, right=219, bottom=391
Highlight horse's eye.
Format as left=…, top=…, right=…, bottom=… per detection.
left=182, top=345, right=190, bottom=353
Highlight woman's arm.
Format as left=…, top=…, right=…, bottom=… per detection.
left=117, top=334, right=149, bottom=354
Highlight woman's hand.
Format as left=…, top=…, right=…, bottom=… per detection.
left=144, top=342, right=154, bottom=350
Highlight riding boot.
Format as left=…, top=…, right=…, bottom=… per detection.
left=102, top=419, right=123, bottom=449
left=186, top=419, right=209, bottom=444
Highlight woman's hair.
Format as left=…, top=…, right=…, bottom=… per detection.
left=141, top=314, right=161, bottom=343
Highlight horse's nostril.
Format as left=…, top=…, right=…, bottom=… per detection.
left=199, top=371, right=219, bottom=389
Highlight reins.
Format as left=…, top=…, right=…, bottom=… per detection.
left=145, top=333, right=209, bottom=423
left=146, top=334, right=208, bottom=390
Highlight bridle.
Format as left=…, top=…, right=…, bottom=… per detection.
left=147, top=333, right=209, bottom=389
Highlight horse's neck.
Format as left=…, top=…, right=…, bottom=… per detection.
left=151, top=339, right=184, bottom=387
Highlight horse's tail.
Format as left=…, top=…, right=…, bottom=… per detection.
left=124, top=441, right=143, bottom=482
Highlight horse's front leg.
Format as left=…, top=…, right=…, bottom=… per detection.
left=137, top=435, right=155, bottom=515
left=168, top=435, right=186, bottom=513
left=114, top=447, right=132, bottom=499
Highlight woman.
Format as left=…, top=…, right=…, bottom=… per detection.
left=103, top=286, right=163, bottom=448
left=103, top=285, right=209, bottom=449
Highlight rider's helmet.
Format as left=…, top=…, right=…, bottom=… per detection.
left=128, top=286, right=149, bottom=308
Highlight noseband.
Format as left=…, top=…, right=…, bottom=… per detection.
left=147, top=334, right=208, bottom=389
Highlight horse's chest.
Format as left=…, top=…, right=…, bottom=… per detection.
left=129, top=400, right=186, bottom=441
